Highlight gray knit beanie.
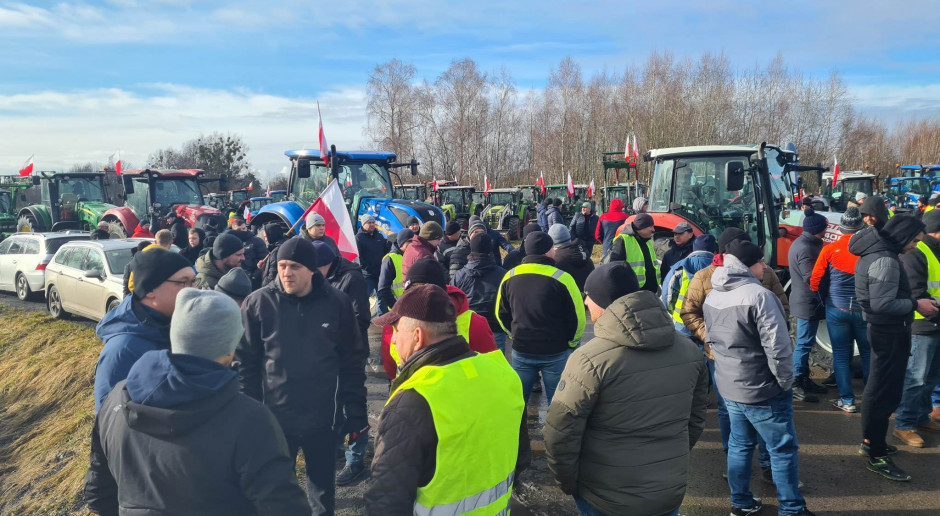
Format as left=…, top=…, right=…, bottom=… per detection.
left=548, top=223, right=571, bottom=245
left=171, top=288, right=244, bottom=361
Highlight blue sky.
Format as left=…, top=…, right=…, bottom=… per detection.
left=1, top=0, right=939, bottom=178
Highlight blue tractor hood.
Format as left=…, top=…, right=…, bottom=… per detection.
left=359, top=197, right=445, bottom=238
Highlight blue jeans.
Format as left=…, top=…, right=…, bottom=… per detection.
left=707, top=357, right=770, bottom=467
left=726, top=390, right=805, bottom=515
left=343, top=431, right=369, bottom=467
left=574, top=496, right=677, bottom=516
left=895, top=333, right=940, bottom=430
left=934, top=384, right=940, bottom=408
left=512, top=349, right=572, bottom=404
left=493, top=332, right=507, bottom=352
left=794, top=318, right=820, bottom=378
left=825, top=306, right=871, bottom=404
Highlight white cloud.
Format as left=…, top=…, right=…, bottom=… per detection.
left=0, top=84, right=369, bottom=177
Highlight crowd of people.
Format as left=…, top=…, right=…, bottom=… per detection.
left=80, top=195, right=940, bottom=516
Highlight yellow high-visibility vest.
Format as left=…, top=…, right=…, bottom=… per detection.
left=494, top=263, right=585, bottom=347
left=914, top=240, right=940, bottom=320
left=383, top=252, right=405, bottom=299
left=671, top=270, right=691, bottom=324
left=390, top=310, right=472, bottom=369
left=618, top=233, right=659, bottom=289
left=387, top=351, right=524, bottom=516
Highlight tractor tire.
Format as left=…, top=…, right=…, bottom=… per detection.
left=652, top=230, right=674, bottom=261
left=107, top=221, right=128, bottom=239
left=506, top=217, right=521, bottom=241
left=16, top=214, right=41, bottom=233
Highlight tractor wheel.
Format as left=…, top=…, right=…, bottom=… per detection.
left=16, top=214, right=40, bottom=233
left=506, top=217, right=521, bottom=241
left=107, top=221, right=127, bottom=239
left=652, top=230, right=674, bottom=261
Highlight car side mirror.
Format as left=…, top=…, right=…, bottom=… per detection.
left=32, top=176, right=40, bottom=186
left=84, top=269, right=103, bottom=279
left=410, top=158, right=419, bottom=176
left=218, top=174, right=229, bottom=191
left=297, top=159, right=311, bottom=179
left=725, top=162, right=746, bottom=191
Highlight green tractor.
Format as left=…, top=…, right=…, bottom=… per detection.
left=394, top=183, right=429, bottom=202
left=481, top=188, right=525, bottom=240
left=0, top=177, right=33, bottom=239
left=598, top=182, right=647, bottom=214
left=543, top=184, right=589, bottom=224
left=433, top=185, right=481, bottom=228
left=16, top=171, right=118, bottom=235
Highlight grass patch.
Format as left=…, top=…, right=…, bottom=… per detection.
left=0, top=307, right=99, bottom=515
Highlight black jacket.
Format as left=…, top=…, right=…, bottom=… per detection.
left=496, top=255, right=583, bottom=355
left=85, top=351, right=310, bottom=516
left=325, top=257, right=372, bottom=339
left=179, top=244, right=204, bottom=266
left=545, top=206, right=564, bottom=227
left=356, top=228, right=389, bottom=279
left=237, top=274, right=368, bottom=435
left=552, top=241, right=595, bottom=292
left=452, top=254, right=507, bottom=333
left=446, top=236, right=471, bottom=280
left=300, top=231, right=341, bottom=258
left=901, top=233, right=940, bottom=334
left=377, top=243, right=405, bottom=312
left=660, top=239, right=693, bottom=282
left=568, top=211, right=598, bottom=247
left=788, top=232, right=825, bottom=320
left=227, top=229, right=268, bottom=283
left=609, top=223, right=658, bottom=293
left=261, top=237, right=290, bottom=288
left=364, top=337, right=529, bottom=515
left=849, top=218, right=923, bottom=326
left=435, top=235, right=461, bottom=263
left=501, top=247, right=526, bottom=270
left=168, top=219, right=189, bottom=250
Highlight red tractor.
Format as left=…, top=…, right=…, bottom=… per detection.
left=101, top=168, right=226, bottom=236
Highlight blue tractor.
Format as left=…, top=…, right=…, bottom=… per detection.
left=897, top=164, right=940, bottom=194
left=883, top=175, right=933, bottom=211
left=249, top=149, right=444, bottom=238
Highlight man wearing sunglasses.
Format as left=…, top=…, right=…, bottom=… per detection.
left=93, top=248, right=195, bottom=413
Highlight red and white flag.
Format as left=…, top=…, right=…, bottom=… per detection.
left=432, top=177, right=439, bottom=191
left=247, top=181, right=254, bottom=191
left=306, top=180, right=359, bottom=262
left=266, top=184, right=271, bottom=197
left=632, top=134, right=639, bottom=162
left=243, top=205, right=251, bottom=222
left=317, top=101, right=329, bottom=166
left=832, top=156, right=840, bottom=186
left=623, top=134, right=630, bottom=161
left=18, top=155, right=34, bottom=177
left=587, top=179, right=595, bottom=199
left=109, top=151, right=123, bottom=175
left=484, top=175, right=491, bottom=193
left=538, top=171, right=546, bottom=195
left=566, top=173, right=574, bottom=198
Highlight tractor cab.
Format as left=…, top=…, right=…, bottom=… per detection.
left=109, top=169, right=224, bottom=235
left=394, top=183, right=429, bottom=202
left=435, top=186, right=479, bottom=228
left=481, top=188, right=524, bottom=239
left=817, top=170, right=874, bottom=212
left=544, top=185, right=589, bottom=223
left=17, top=172, right=115, bottom=233
left=884, top=176, right=932, bottom=211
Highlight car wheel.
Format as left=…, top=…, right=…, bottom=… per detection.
left=15, top=273, right=33, bottom=301
left=47, top=285, right=69, bottom=319
left=106, top=297, right=121, bottom=313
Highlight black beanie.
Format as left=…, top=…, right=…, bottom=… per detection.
left=445, top=221, right=462, bottom=236
left=405, top=258, right=448, bottom=289
left=131, top=248, right=194, bottom=299
left=542, top=198, right=552, bottom=207
left=725, top=239, right=763, bottom=267
left=524, top=231, right=553, bottom=255
left=522, top=222, right=541, bottom=239
left=263, top=222, right=285, bottom=243
left=276, top=237, right=318, bottom=272
left=717, top=227, right=750, bottom=253
left=924, top=209, right=940, bottom=234
left=470, top=232, right=493, bottom=254
left=407, top=216, right=421, bottom=227
left=213, top=233, right=244, bottom=260
left=553, top=198, right=562, bottom=207
left=584, top=262, right=640, bottom=309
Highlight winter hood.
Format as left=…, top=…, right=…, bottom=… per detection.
left=607, top=198, right=624, bottom=213
left=711, top=254, right=761, bottom=292
left=848, top=216, right=924, bottom=257
left=446, top=284, right=470, bottom=314
left=677, top=250, right=715, bottom=277
left=593, top=290, right=676, bottom=351
left=122, top=349, right=239, bottom=437
left=96, top=295, right=169, bottom=346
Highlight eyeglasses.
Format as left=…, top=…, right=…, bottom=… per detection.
left=164, top=278, right=196, bottom=287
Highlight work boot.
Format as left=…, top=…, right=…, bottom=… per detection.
left=917, top=420, right=940, bottom=433
left=336, top=462, right=366, bottom=486
left=930, top=406, right=940, bottom=422
left=892, top=429, right=925, bottom=448
left=797, top=376, right=827, bottom=394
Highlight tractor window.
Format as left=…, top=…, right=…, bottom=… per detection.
left=440, top=190, right=466, bottom=208
left=126, top=179, right=151, bottom=217
left=294, top=162, right=391, bottom=207
left=0, top=192, right=10, bottom=213
left=521, top=189, right=538, bottom=203
left=488, top=193, right=514, bottom=206
left=648, top=160, right=675, bottom=212
left=154, top=179, right=203, bottom=207
left=58, top=177, right=105, bottom=203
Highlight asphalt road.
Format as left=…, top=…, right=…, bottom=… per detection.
left=2, top=293, right=938, bottom=516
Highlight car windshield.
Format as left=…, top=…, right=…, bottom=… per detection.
left=105, top=248, right=134, bottom=275
left=154, top=178, right=203, bottom=206
left=293, top=162, right=391, bottom=207
left=649, top=153, right=758, bottom=238
left=58, top=176, right=105, bottom=202
left=487, top=192, right=515, bottom=206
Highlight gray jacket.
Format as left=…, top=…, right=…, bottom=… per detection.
left=703, top=255, right=794, bottom=404
left=544, top=291, right=708, bottom=516
left=787, top=232, right=825, bottom=320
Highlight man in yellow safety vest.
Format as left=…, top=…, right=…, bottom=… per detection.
left=366, top=284, right=529, bottom=516
left=610, top=213, right=659, bottom=293
left=377, top=228, right=414, bottom=314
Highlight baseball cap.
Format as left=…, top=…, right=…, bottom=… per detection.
left=373, top=284, right=456, bottom=327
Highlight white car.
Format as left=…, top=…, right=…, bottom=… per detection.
left=0, top=232, right=91, bottom=300
left=44, top=240, right=139, bottom=321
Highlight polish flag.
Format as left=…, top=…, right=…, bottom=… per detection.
left=538, top=171, right=546, bottom=195
left=266, top=185, right=271, bottom=197
left=623, top=134, right=630, bottom=161
left=302, top=180, right=359, bottom=262
left=109, top=151, right=123, bottom=175
left=317, top=102, right=329, bottom=166
left=832, top=156, right=840, bottom=186
left=632, top=134, right=639, bottom=163
left=587, top=179, right=595, bottom=199
left=247, top=181, right=254, bottom=191
left=433, top=177, right=439, bottom=191
left=484, top=175, right=491, bottom=193
left=18, top=155, right=34, bottom=177
left=243, top=205, right=251, bottom=222
left=567, top=173, right=574, bottom=198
